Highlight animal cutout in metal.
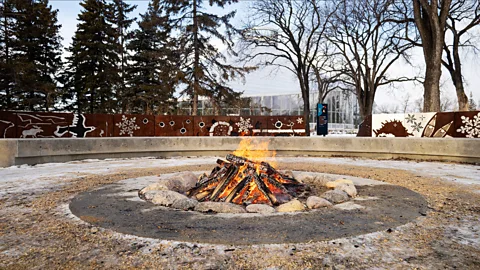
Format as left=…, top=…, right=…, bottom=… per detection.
left=373, top=120, right=413, bottom=137
left=54, top=114, right=95, bottom=138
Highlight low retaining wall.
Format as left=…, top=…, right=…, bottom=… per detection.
left=1, top=137, right=479, bottom=167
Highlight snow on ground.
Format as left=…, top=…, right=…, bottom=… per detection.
left=0, top=156, right=478, bottom=200
left=280, top=157, right=480, bottom=186
left=0, top=157, right=217, bottom=198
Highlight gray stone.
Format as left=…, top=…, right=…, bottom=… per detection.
left=326, top=179, right=354, bottom=189
left=139, top=183, right=169, bottom=198
left=165, top=171, right=198, bottom=193
left=334, top=183, right=357, bottom=198
left=151, top=190, right=198, bottom=210
left=195, top=202, right=246, bottom=214
left=321, top=190, right=349, bottom=204
left=276, top=199, right=305, bottom=212
left=333, top=201, right=365, bottom=211
left=141, top=190, right=165, bottom=201
left=246, top=204, right=276, bottom=214
left=306, top=196, right=333, bottom=209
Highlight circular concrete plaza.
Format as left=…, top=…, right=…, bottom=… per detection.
left=0, top=156, right=479, bottom=269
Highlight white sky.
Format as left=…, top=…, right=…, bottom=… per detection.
left=51, top=0, right=480, bottom=110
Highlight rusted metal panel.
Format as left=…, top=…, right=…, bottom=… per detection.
left=80, top=114, right=114, bottom=138
left=266, top=116, right=306, bottom=136
left=193, top=116, right=240, bottom=136
left=0, top=111, right=17, bottom=138
left=453, top=111, right=480, bottom=138
left=113, top=114, right=155, bottom=137
left=421, top=112, right=455, bottom=138
left=155, top=116, right=194, bottom=136
left=240, top=116, right=268, bottom=136
left=16, top=112, right=73, bottom=138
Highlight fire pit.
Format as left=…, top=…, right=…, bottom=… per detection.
left=67, top=140, right=428, bottom=245
left=134, top=139, right=372, bottom=214
left=187, top=154, right=307, bottom=206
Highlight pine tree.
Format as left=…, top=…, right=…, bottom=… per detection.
left=126, top=0, right=178, bottom=115
left=61, top=0, right=120, bottom=113
left=107, top=0, right=136, bottom=112
left=13, top=0, right=62, bottom=111
left=166, top=0, right=254, bottom=115
left=0, top=0, right=17, bottom=110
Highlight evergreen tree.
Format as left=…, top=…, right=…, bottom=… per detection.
left=61, top=0, right=120, bottom=113
left=126, top=0, right=178, bottom=115
left=107, top=0, right=136, bottom=112
left=13, top=0, right=62, bottom=111
left=166, top=0, right=254, bottom=115
left=0, top=0, right=17, bottom=110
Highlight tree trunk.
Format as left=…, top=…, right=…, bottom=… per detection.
left=423, top=59, right=441, bottom=112
left=357, top=84, right=374, bottom=121
left=413, top=0, right=450, bottom=113
left=454, top=79, right=469, bottom=111
left=192, top=0, right=199, bottom=116
left=3, top=14, right=12, bottom=109
left=298, top=72, right=310, bottom=136
left=452, top=35, right=469, bottom=111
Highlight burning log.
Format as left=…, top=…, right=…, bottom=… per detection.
left=187, top=154, right=306, bottom=206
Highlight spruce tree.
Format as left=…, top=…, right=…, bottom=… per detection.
left=61, top=0, right=120, bottom=113
left=126, top=0, right=178, bottom=115
left=13, top=0, right=62, bottom=111
left=107, top=0, right=136, bottom=112
left=0, top=0, right=16, bottom=110
left=166, top=0, right=254, bottom=115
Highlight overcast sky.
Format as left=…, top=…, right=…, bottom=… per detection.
left=51, top=0, right=480, bottom=111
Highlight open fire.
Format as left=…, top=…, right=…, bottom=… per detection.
left=187, top=139, right=306, bottom=206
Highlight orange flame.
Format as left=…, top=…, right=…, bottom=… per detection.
left=232, top=138, right=277, bottom=168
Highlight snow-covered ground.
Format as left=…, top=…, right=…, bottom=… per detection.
left=0, top=156, right=478, bottom=200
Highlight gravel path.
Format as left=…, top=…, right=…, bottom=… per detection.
left=1, top=156, right=479, bottom=269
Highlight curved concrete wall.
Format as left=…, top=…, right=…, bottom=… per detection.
left=1, top=137, right=479, bottom=167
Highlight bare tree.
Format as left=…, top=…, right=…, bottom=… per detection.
left=327, top=0, right=415, bottom=120
left=440, top=89, right=455, bottom=111
left=374, top=102, right=400, bottom=114
left=400, top=92, right=412, bottom=113
left=239, top=0, right=332, bottom=135
left=442, top=0, right=480, bottom=111
left=310, top=42, right=349, bottom=104
left=412, top=0, right=452, bottom=112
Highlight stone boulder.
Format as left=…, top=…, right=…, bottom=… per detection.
left=246, top=204, right=276, bottom=214
left=139, top=183, right=169, bottom=199
left=150, top=190, right=198, bottom=210
left=306, top=196, right=333, bottom=209
left=321, top=190, right=349, bottom=204
left=276, top=199, right=305, bottom=212
left=141, top=190, right=167, bottom=201
left=335, top=183, right=357, bottom=198
left=325, top=179, right=354, bottom=189
left=195, top=202, right=246, bottom=214
left=164, top=172, right=198, bottom=193
left=334, top=201, right=365, bottom=211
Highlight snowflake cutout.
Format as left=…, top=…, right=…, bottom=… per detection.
left=405, top=114, right=417, bottom=123
left=235, top=117, right=253, bottom=134
left=296, top=117, right=304, bottom=124
left=411, top=122, right=424, bottom=133
left=456, top=113, right=480, bottom=138
left=418, top=115, right=426, bottom=122
left=116, top=115, right=140, bottom=136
